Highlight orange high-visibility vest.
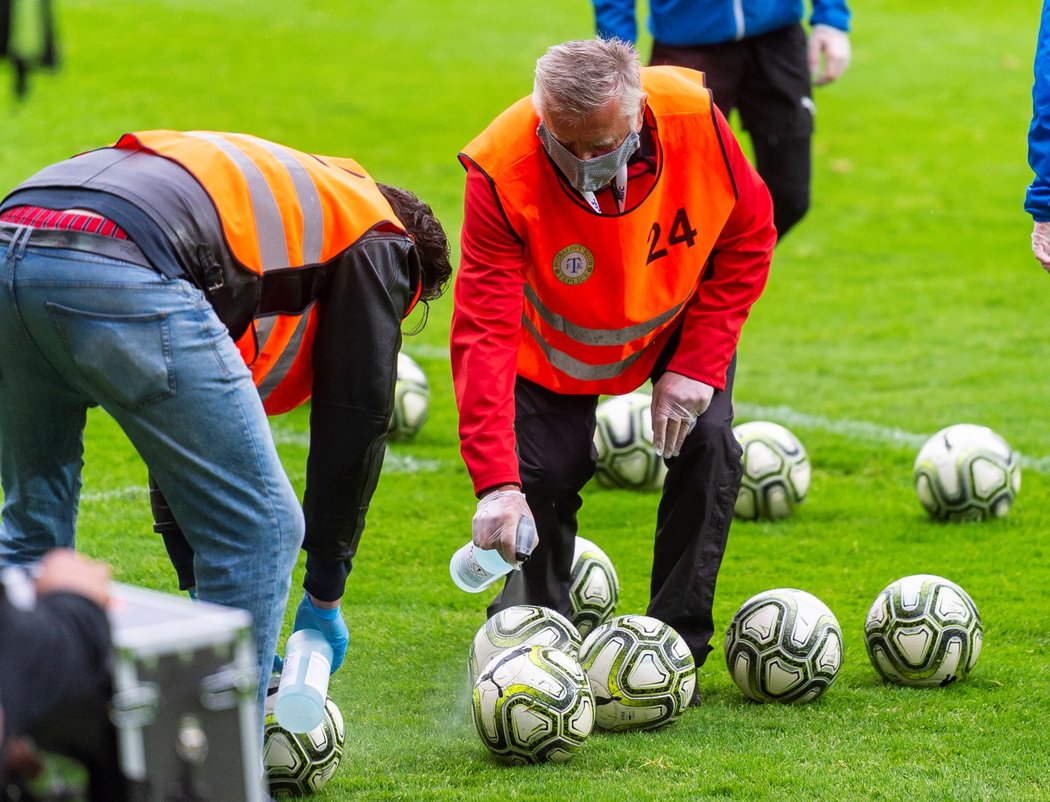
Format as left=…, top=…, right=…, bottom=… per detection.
left=459, top=67, right=737, bottom=395
left=115, top=131, right=407, bottom=414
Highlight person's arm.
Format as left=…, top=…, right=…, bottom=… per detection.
left=665, top=106, right=776, bottom=388
left=0, top=551, right=111, bottom=743
left=301, top=234, right=419, bottom=603
left=1027, top=4, right=1050, bottom=223
left=593, top=0, right=639, bottom=44
left=1028, top=4, right=1050, bottom=272
left=450, top=166, right=528, bottom=497
left=808, top=0, right=851, bottom=85
left=810, top=0, right=851, bottom=33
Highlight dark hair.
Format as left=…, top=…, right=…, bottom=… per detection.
left=377, top=183, right=452, bottom=303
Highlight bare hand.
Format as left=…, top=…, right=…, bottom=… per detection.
left=34, top=549, right=111, bottom=609
left=808, top=25, right=851, bottom=86
left=651, top=372, right=715, bottom=458
left=1032, top=221, right=1050, bottom=273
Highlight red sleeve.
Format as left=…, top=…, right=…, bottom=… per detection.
left=665, top=106, right=776, bottom=389
left=450, top=166, right=525, bottom=495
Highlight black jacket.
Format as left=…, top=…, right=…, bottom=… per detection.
left=2, top=148, right=419, bottom=600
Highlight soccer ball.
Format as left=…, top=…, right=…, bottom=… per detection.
left=864, top=574, right=983, bottom=687
left=387, top=352, right=429, bottom=442
left=724, top=588, right=842, bottom=704
left=913, top=424, right=1021, bottom=521
left=263, top=680, right=345, bottom=798
left=471, top=644, right=594, bottom=764
left=593, top=393, right=667, bottom=490
left=733, top=421, right=810, bottom=520
left=569, top=537, right=619, bottom=638
left=468, top=604, right=582, bottom=685
left=579, top=614, right=695, bottom=732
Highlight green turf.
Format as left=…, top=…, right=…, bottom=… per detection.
left=2, top=0, right=1049, bottom=800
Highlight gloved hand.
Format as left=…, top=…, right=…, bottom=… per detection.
left=472, top=488, right=538, bottom=566
left=1032, top=221, right=1050, bottom=272
left=651, top=372, right=714, bottom=458
left=292, top=594, right=349, bottom=673
left=808, top=24, right=851, bottom=86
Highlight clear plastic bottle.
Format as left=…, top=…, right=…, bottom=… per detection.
left=274, top=629, right=332, bottom=732
left=449, top=517, right=537, bottom=593
left=449, top=541, right=514, bottom=592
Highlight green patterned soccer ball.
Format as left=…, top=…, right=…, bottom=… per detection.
left=913, top=424, right=1021, bottom=521
left=263, top=681, right=345, bottom=798
left=579, top=614, right=695, bottom=732
left=387, top=351, right=430, bottom=442
left=724, top=588, right=842, bottom=703
left=864, top=574, right=983, bottom=687
left=593, top=393, right=667, bottom=490
left=733, top=421, right=810, bottom=520
left=468, top=604, right=581, bottom=686
left=471, top=644, right=594, bottom=765
left=569, top=537, right=619, bottom=638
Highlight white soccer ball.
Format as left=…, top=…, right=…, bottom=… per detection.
left=387, top=351, right=430, bottom=442
left=264, top=680, right=345, bottom=798
left=733, top=421, right=810, bottom=521
left=593, top=393, right=667, bottom=490
left=724, top=588, right=842, bottom=704
left=579, top=614, right=696, bottom=732
left=468, top=604, right=582, bottom=686
left=913, top=424, right=1021, bottom=521
left=569, top=537, right=619, bottom=638
left=864, top=574, right=983, bottom=687
left=471, top=644, right=594, bottom=764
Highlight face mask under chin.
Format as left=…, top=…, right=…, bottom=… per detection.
left=537, top=122, right=641, bottom=194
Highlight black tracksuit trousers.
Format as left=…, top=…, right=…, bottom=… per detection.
left=488, top=357, right=743, bottom=667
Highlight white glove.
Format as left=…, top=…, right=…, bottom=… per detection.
left=808, top=24, right=851, bottom=86
left=472, top=489, right=538, bottom=566
left=1032, top=221, right=1050, bottom=273
left=651, top=372, right=715, bottom=458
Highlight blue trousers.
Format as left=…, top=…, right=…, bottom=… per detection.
left=0, top=228, right=303, bottom=721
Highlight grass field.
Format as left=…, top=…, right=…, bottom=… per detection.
left=2, top=1, right=1049, bottom=800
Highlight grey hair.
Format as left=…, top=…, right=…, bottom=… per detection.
left=532, top=38, right=643, bottom=120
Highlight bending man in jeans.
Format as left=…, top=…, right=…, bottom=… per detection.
left=0, top=131, right=452, bottom=723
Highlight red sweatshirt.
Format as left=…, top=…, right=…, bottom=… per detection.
left=451, top=105, right=775, bottom=496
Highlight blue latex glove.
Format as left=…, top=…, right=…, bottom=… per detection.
left=292, top=594, right=349, bottom=673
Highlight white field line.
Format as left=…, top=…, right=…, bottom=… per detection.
left=67, top=401, right=1050, bottom=504
left=80, top=487, right=150, bottom=503
left=402, top=343, right=454, bottom=361
left=75, top=430, right=444, bottom=504
left=736, top=402, right=1050, bottom=475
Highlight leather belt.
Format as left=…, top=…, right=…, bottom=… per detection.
left=0, top=223, right=152, bottom=268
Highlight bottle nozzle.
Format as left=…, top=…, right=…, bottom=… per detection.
left=513, top=516, right=538, bottom=564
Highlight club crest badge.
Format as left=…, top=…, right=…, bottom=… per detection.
left=552, top=244, right=594, bottom=285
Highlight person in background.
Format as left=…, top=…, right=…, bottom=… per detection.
left=593, top=0, right=851, bottom=239
left=0, top=132, right=452, bottom=731
left=451, top=39, right=775, bottom=697
left=1027, top=0, right=1050, bottom=272
left=0, top=550, right=112, bottom=795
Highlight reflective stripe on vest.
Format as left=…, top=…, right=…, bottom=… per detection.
left=114, top=130, right=401, bottom=272
left=114, top=130, right=407, bottom=412
left=460, top=67, right=737, bottom=394
left=523, top=282, right=685, bottom=348
left=247, top=307, right=318, bottom=415
left=184, top=132, right=325, bottom=268
left=521, top=314, right=649, bottom=381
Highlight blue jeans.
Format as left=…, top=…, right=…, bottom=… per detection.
left=0, top=231, right=304, bottom=719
